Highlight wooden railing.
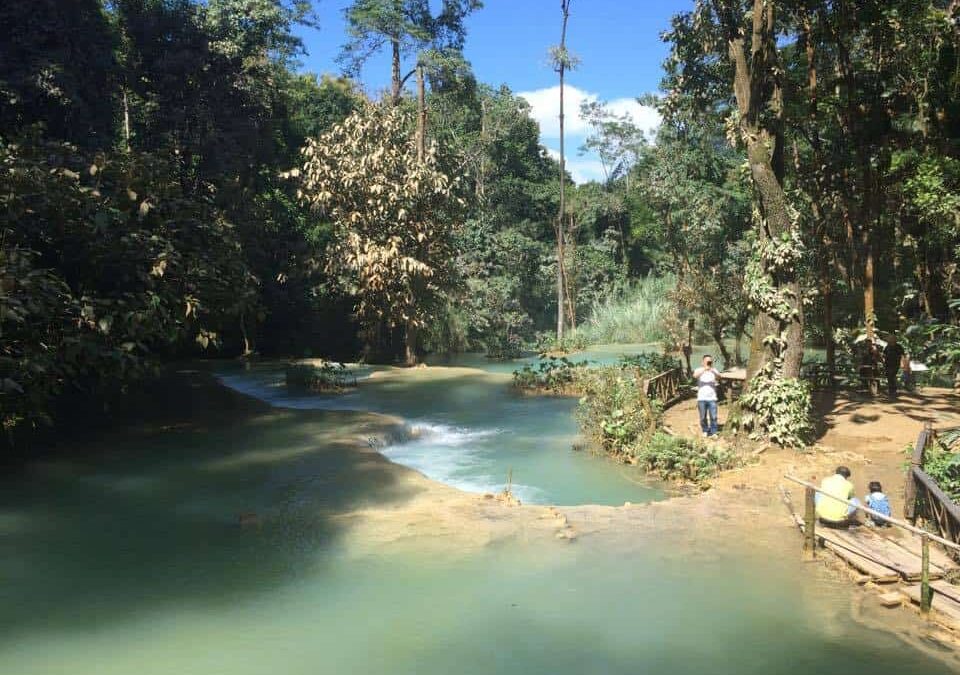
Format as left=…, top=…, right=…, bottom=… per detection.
left=641, top=367, right=686, bottom=406
left=787, top=474, right=960, bottom=615
left=905, top=421, right=960, bottom=554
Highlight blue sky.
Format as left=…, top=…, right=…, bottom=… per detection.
left=295, top=1, right=693, bottom=182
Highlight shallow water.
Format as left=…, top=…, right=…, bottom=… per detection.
left=217, top=362, right=663, bottom=506
left=0, top=400, right=952, bottom=675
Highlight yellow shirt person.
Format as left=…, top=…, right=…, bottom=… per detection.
left=815, top=469, right=858, bottom=523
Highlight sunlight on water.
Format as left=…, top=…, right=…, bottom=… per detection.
left=0, top=387, right=952, bottom=675
left=216, top=362, right=664, bottom=506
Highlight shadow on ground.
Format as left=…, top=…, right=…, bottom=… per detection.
left=812, top=389, right=960, bottom=441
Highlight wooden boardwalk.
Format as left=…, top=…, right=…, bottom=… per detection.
left=792, top=514, right=960, bottom=623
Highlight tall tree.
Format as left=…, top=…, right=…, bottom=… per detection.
left=339, top=0, right=482, bottom=105
left=550, top=0, right=577, bottom=340
left=665, top=0, right=813, bottom=446
left=668, top=0, right=805, bottom=380
left=298, top=104, right=468, bottom=364
left=0, top=0, right=119, bottom=148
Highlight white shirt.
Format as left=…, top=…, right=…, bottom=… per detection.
left=694, top=367, right=718, bottom=402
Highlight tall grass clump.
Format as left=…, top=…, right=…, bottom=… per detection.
left=574, top=275, right=675, bottom=346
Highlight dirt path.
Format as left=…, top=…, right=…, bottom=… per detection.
left=662, top=388, right=960, bottom=522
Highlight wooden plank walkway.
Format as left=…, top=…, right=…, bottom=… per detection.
left=793, top=514, right=960, bottom=624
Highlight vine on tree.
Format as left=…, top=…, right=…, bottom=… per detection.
left=735, top=225, right=813, bottom=448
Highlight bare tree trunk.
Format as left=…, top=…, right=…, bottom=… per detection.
left=564, top=212, right=577, bottom=328
left=863, top=230, right=876, bottom=340
left=391, top=38, right=402, bottom=106
left=122, top=89, right=131, bottom=152
left=416, top=64, right=426, bottom=163
left=402, top=71, right=428, bottom=365
left=556, top=1, right=572, bottom=341
left=733, top=315, right=749, bottom=367
left=239, top=311, right=254, bottom=357
left=712, top=327, right=733, bottom=368
left=478, top=99, right=487, bottom=199
left=801, top=3, right=835, bottom=378
left=404, top=320, right=419, bottom=366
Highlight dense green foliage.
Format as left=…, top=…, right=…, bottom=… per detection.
left=574, top=362, right=736, bottom=483
left=285, top=361, right=354, bottom=393
left=512, top=357, right=589, bottom=394
left=634, top=432, right=738, bottom=484
left=576, top=366, right=658, bottom=457
left=3, top=0, right=960, bottom=454
left=0, top=0, right=358, bottom=439
left=920, top=431, right=960, bottom=502
left=733, top=374, right=813, bottom=448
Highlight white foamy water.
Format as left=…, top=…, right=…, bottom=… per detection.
left=214, top=363, right=663, bottom=507
left=380, top=423, right=543, bottom=503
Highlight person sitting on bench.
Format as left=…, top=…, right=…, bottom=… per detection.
left=815, top=466, right=861, bottom=527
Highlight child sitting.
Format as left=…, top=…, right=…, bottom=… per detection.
left=864, top=481, right=891, bottom=526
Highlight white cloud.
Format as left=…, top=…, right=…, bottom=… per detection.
left=517, top=84, right=661, bottom=141
left=518, top=84, right=662, bottom=184
left=545, top=147, right=608, bottom=184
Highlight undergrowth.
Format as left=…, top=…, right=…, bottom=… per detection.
left=920, top=432, right=960, bottom=502
left=286, top=361, right=354, bottom=393
left=572, top=275, right=675, bottom=346
left=632, top=432, right=739, bottom=483
left=511, top=357, right=589, bottom=394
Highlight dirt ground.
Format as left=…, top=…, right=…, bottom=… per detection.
left=662, top=388, right=960, bottom=522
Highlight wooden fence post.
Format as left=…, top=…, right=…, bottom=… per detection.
left=921, top=533, right=932, bottom=614
left=803, top=486, right=816, bottom=560
left=905, top=423, right=931, bottom=524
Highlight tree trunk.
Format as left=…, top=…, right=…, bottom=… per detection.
left=712, top=327, right=733, bottom=369
left=823, top=275, right=835, bottom=377
left=726, top=0, right=804, bottom=383
left=802, top=3, right=834, bottom=378
left=564, top=212, right=577, bottom=328
left=733, top=317, right=748, bottom=367
left=122, top=89, right=131, bottom=152
left=478, top=99, right=487, bottom=198
left=741, top=140, right=805, bottom=381
left=416, top=64, right=426, bottom=163
left=556, top=1, right=571, bottom=342
left=391, top=38, right=402, bottom=106
left=863, top=230, right=876, bottom=340
left=918, top=236, right=949, bottom=319
left=404, top=320, right=419, bottom=366
left=239, top=312, right=254, bottom=357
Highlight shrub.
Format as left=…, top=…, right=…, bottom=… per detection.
left=511, top=356, right=589, bottom=394
left=735, top=373, right=812, bottom=448
left=575, top=366, right=658, bottom=457
left=534, top=332, right=588, bottom=355
left=286, top=361, right=354, bottom=393
left=618, top=353, right=681, bottom=376
left=633, top=432, right=738, bottom=483
left=573, top=361, right=738, bottom=485
left=572, top=275, right=675, bottom=345
left=921, top=435, right=960, bottom=502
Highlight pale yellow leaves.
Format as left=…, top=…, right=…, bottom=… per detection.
left=297, top=103, right=466, bottom=332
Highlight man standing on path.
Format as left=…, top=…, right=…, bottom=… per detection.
left=693, top=355, right=719, bottom=437
left=883, top=334, right=906, bottom=397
